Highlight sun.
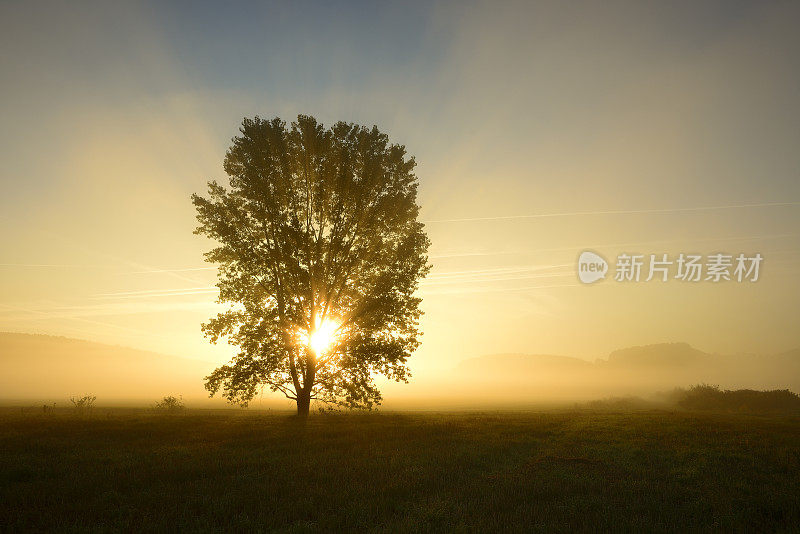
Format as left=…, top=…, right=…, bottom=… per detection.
left=303, top=319, right=340, bottom=355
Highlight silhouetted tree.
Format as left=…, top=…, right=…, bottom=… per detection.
left=193, top=115, right=430, bottom=416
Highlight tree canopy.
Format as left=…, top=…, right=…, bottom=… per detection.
left=192, top=115, right=430, bottom=415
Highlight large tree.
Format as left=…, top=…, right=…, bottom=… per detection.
left=193, top=115, right=430, bottom=415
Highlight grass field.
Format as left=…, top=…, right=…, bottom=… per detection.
left=1, top=409, right=798, bottom=532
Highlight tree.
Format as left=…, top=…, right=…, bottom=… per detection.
left=193, top=115, right=430, bottom=416
left=154, top=395, right=185, bottom=413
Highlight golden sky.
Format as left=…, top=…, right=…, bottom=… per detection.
left=1, top=1, right=799, bottom=381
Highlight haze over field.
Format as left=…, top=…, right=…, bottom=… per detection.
left=3, top=332, right=797, bottom=409
left=1, top=1, right=799, bottom=406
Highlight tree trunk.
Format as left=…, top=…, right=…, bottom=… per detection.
left=296, top=390, right=311, bottom=416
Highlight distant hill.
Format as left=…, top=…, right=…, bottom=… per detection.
left=0, top=332, right=216, bottom=403
left=603, top=342, right=709, bottom=367
left=454, top=342, right=800, bottom=400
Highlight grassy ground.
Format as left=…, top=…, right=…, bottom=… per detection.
left=1, top=409, right=798, bottom=532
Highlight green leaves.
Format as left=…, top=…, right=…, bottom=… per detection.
left=194, top=115, right=430, bottom=412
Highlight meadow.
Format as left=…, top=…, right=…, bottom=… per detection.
left=1, top=408, right=798, bottom=532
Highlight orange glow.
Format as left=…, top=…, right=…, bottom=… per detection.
left=300, top=319, right=340, bottom=355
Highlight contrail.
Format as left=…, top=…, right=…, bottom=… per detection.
left=0, top=302, right=156, bottom=336
left=92, top=287, right=216, bottom=299
left=124, top=267, right=216, bottom=274
left=423, top=272, right=573, bottom=287
left=422, top=282, right=580, bottom=295
left=0, top=263, right=115, bottom=268
left=427, top=263, right=572, bottom=278
left=430, top=233, right=798, bottom=259
left=426, top=201, right=800, bottom=223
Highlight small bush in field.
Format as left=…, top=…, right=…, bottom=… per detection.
left=69, top=395, right=96, bottom=413
left=154, top=395, right=185, bottom=413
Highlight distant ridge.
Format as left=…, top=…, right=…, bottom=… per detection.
left=0, top=332, right=215, bottom=402
left=456, top=342, right=800, bottom=397
left=604, top=342, right=709, bottom=366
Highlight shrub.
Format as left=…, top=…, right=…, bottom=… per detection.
left=676, top=384, right=800, bottom=413
left=69, top=395, right=96, bottom=413
left=154, top=395, right=185, bottom=413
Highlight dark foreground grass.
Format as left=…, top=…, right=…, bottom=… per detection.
left=1, top=409, right=798, bottom=532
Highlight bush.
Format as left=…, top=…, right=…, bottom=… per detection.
left=154, top=395, right=185, bottom=413
left=675, top=384, right=800, bottom=413
left=69, top=395, right=96, bottom=413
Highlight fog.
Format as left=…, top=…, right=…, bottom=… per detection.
left=3, top=332, right=796, bottom=410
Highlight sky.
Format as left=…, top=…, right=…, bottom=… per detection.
left=1, top=0, right=799, bottom=381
